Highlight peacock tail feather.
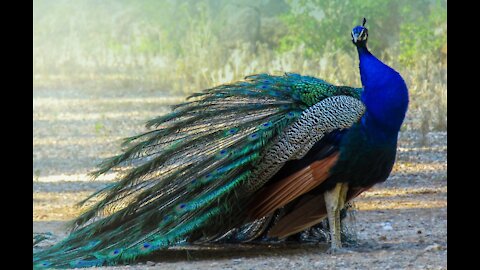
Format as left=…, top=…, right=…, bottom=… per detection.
left=33, top=73, right=363, bottom=268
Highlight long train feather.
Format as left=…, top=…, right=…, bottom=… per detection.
left=34, top=73, right=362, bottom=268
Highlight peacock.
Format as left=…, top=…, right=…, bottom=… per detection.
left=33, top=18, right=409, bottom=268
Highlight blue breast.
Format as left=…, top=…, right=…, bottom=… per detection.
left=357, top=47, right=409, bottom=142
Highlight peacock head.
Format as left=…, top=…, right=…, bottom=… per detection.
left=351, top=18, right=368, bottom=46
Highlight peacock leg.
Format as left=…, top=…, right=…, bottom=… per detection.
left=324, top=182, right=349, bottom=252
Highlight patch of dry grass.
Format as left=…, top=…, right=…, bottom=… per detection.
left=34, top=50, right=446, bottom=135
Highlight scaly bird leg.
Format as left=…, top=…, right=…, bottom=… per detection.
left=324, top=182, right=349, bottom=252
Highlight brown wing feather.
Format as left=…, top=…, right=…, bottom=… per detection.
left=268, top=185, right=374, bottom=238
left=248, top=152, right=340, bottom=220
left=267, top=194, right=327, bottom=238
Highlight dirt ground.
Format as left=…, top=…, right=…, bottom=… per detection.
left=33, top=87, right=447, bottom=269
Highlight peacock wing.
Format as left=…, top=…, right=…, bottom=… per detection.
left=242, top=95, right=365, bottom=236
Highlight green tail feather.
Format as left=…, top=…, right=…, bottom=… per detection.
left=33, top=73, right=362, bottom=268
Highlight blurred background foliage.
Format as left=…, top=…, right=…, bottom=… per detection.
left=33, top=0, right=446, bottom=132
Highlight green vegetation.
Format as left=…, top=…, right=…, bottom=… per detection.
left=33, top=0, right=446, bottom=133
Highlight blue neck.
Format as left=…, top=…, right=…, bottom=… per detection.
left=356, top=45, right=409, bottom=142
